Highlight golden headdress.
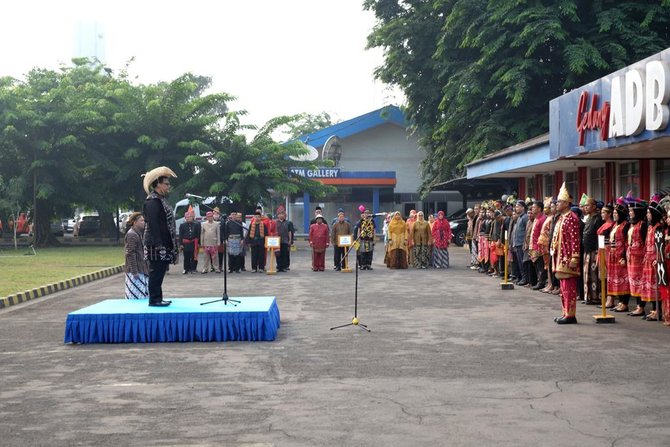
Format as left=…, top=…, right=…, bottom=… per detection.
left=142, top=166, right=177, bottom=195
left=557, top=182, right=572, bottom=202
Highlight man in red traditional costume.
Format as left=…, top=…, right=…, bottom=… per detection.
left=551, top=183, right=581, bottom=324
left=309, top=215, right=330, bottom=271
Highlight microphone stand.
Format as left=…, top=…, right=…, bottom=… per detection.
left=330, top=227, right=371, bottom=332
left=201, top=218, right=245, bottom=307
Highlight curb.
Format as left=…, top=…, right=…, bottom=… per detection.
left=0, top=265, right=124, bottom=309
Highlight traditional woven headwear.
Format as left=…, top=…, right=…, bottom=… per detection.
left=649, top=192, right=665, bottom=217
left=625, top=191, right=647, bottom=210
left=557, top=182, right=571, bottom=202
left=142, top=166, right=177, bottom=195
left=602, top=203, right=613, bottom=213
left=614, top=197, right=627, bottom=214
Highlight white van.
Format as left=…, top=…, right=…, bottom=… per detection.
left=174, top=197, right=261, bottom=229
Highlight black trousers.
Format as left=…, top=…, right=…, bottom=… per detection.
left=183, top=247, right=196, bottom=272
left=250, top=245, right=265, bottom=270
left=148, top=260, right=169, bottom=303
left=359, top=250, right=373, bottom=267
left=513, top=246, right=526, bottom=282
left=228, top=254, right=243, bottom=272
left=334, top=246, right=345, bottom=269
left=277, top=243, right=290, bottom=270
left=524, top=260, right=537, bottom=286
left=533, top=256, right=547, bottom=287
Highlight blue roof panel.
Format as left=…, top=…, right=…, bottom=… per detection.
left=297, top=105, right=406, bottom=148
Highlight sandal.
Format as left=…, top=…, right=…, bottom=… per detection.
left=613, top=304, right=629, bottom=312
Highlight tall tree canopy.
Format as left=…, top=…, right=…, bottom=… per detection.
left=0, top=60, right=328, bottom=246
left=364, top=0, right=670, bottom=194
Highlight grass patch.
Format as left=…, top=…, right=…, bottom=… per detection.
left=0, top=246, right=124, bottom=297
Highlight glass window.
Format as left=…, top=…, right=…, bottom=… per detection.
left=544, top=174, right=554, bottom=199
left=590, top=167, right=605, bottom=201
left=619, top=161, right=640, bottom=197
left=526, top=177, right=535, bottom=200
left=656, top=160, right=670, bottom=191
left=565, top=171, right=578, bottom=200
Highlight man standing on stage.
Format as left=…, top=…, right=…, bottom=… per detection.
left=551, top=183, right=582, bottom=324
left=179, top=208, right=200, bottom=274
left=142, top=166, right=178, bottom=307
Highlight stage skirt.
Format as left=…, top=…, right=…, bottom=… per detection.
left=627, top=253, right=644, bottom=297
left=125, top=273, right=149, bottom=300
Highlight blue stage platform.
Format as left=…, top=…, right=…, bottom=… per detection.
left=64, top=297, right=280, bottom=344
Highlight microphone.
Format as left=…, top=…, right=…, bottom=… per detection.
left=185, top=193, right=204, bottom=199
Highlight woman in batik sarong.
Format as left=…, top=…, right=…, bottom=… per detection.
left=124, top=212, right=150, bottom=299
left=385, top=211, right=408, bottom=269
left=432, top=210, right=452, bottom=269
left=411, top=211, right=432, bottom=268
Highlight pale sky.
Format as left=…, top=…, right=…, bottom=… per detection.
left=0, top=0, right=403, bottom=131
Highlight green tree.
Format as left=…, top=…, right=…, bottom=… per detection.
left=284, top=112, right=334, bottom=140
left=365, top=0, right=670, bottom=194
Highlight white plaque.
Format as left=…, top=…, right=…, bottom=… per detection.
left=265, top=236, right=280, bottom=249
left=338, top=235, right=353, bottom=247
left=598, top=234, right=605, bottom=249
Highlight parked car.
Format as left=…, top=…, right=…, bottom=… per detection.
left=50, top=219, right=64, bottom=237
left=75, top=215, right=101, bottom=237
left=450, top=217, right=468, bottom=247
left=62, top=217, right=76, bottom=233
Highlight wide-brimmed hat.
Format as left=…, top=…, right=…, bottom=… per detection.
left=142, top=166, right=177, bottom=195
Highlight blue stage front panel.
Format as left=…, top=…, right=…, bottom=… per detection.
left=64, top=297, right=280, bottom=343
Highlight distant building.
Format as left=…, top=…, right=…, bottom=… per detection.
left=287, top=105, right=462, bottom=233
left=74, top=22, right=106, bottom=64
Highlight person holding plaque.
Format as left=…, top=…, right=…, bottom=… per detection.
left=309, top=215, right=330, bottom=271
left=332, top=210, right=352, bottom=271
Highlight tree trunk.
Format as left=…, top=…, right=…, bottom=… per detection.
left=98, top=211, right=117, bottom=238
left=33, top=199, right=59, bottom=247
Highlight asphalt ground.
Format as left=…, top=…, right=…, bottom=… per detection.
left=1, top=243, right=670, bottom=446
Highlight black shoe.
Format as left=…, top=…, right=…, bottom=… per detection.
left=517, top=281, right=528, bottom=286
left=182, top=270, right=188, bottom=275
left=334, top=268, right=341, bottom=271
left=531, top=284, right=544, bottom=291
left=149, top=301, right=171, bottom=307
left=556, top=316, right=577, bottom=324
left=277, top=269, right=287, bottom=272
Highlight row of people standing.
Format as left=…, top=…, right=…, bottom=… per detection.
left=179, top=207, right=295, bottom=275
left=383, top=210, right=452, bottom=269
left=464, top=183, right=670, bottom=326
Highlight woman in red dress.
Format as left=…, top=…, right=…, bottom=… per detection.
left=610, top=199, right=631, bottom=313
left=626, top=197, right=648, bottom=317
left=660, top=204, right=670, bottom=326
left=641, top=196, right=666, bottom=321
left=597, top=203, right=614, bottom=308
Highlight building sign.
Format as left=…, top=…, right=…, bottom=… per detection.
left=551, top=48, right=670, bottom=158
left=289, top=167, right=341, bottom=178
left=575, top=60, right=670, bottom=146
